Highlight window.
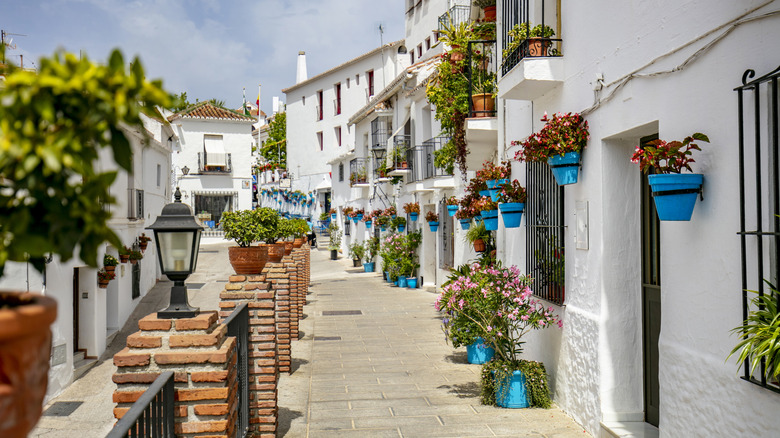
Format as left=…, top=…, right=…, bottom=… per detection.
left=417, top=44, right=422, bottom=58
left=194, top=194, right=233, bottom=226
left=335, top=126, right=342, bottom=147
left=346, top=77, right=350, bottom=88
left=410, top=52, right=415, bottom=64
left=156, top=164, right=161, bottom=187
left=317, top=131, right=323, bottom=151
left=367, top=70, right=374, bottom=97
left=316, top=90, right=323, bottom=121
left=302, top=95, right=306, bottom=105
left=334, top=83, right=342, bottom=115
left=338, top=162, right=344, bottom=182
left=526, top=161, right=565, bottom=305
left=425, top=37, right=431, bottom=51
left=355, top=74, right=360, bottom=85
left=434, top=31, right=439, bottom=43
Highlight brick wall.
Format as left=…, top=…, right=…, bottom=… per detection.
left=112, top=311, right=237, bottom=438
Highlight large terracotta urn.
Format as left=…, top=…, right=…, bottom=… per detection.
left=292, top=237, right=306, bottom=248
left=228, top=245, right=269, bottom=275
left=283, top=241, right=294, bottom=256
left=267, top=242, right=286, bottom=263
left=0, top=292, right=58, bottom=438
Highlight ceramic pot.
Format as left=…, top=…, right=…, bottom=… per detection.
left=228, top=245, right=269, bottom=275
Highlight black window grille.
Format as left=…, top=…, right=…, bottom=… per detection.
left=438, top=199, right=454, bottom=270
left=338, top=163, right=344, bottom=182
left=371, top=117, right=391, bottom=150
left=526, top=161, right=565, bottom=305
left=344, top=219, right=351, bottom=236
left=467, top=40, right=497, bottom=118
left=735, top=65, right=780, bottom=394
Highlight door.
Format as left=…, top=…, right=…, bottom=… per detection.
left=640, top=134, right=661, bottom=427
left=72, top=268, right=80, bottom=353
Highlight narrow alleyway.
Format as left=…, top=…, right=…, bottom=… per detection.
left=278, top=248, right=589, bottom=437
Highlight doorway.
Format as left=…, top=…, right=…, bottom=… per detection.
left=72, top=268, right=80, bottom=353
left=640, top=134, right=661, bottom=427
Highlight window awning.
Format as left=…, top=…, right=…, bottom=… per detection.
left=204, top=135, right=227, bottom=166
left=192, top=190, right=237, bottom=196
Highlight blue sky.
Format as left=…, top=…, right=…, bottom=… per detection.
left=0, top=0, right=404, bottom=112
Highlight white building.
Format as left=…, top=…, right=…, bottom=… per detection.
left=168, top=102, right=256, bottom=234
left=0, top=112, right=174, bottom=401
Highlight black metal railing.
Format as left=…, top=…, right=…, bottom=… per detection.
left=225, top=303, right=249, bottom=437
left=425, top=136, right=453, bottom=180
left=735, top=65, right=780, bottom=394
left=127, top=188, right=144, bottom=220
left=438, top=5, right=470, bottom=31
left=526, top=161, right=565, bottom=305
left=500, top=0, right=562, bottom=75
left=198, top=152, right=233, bottom=173
left=467, top=40, right=497, bottom=118
left=390, top=136, right=412, bottom=172
left=349, top=158, right=368, bottom=186
left=371, top=117, right=391, bottom=150
left=107, top=371, right=175, bottom=438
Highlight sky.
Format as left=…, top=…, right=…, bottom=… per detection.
left=0, top=0, right=405, bottom=113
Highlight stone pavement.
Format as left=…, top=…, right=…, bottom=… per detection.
left=278, top=248, right=591, bottom=438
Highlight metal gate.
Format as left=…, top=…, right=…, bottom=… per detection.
left=224, top=303, right=249, bottom=437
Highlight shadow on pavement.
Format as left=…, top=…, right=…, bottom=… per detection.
left=290, top=358, right=310, bottom=375
left=277, top=406, right=304, bottom=437
left=438, top=381, right=481, bottom=399
left=444, top=351, right=468, bottom=364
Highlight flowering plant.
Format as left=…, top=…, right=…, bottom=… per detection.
left=425, top=211, right=439, bottom=223
left=138, top=233, right=152, bottom=243
left=476, top=160, right=511, bottom=182
left=496, top=180, right=526, bottom=204
left=380, top=232, right=417, bottom=280
left=342, top=206, right=354, bottom=217
left=403, top=202, right=420, bottom=214
left=512, top=112, right=589, bottom=162
left=353, top=208, right=365, bottom=217
left=103, top=254, right=118, bottom=267
left=455, top=205, right=478, bottom=220
left=98, top=268, right=116, bottom=282
left=361, top=211, right=373, bottom=222
left=472, top=197, right=498, bottom=212
left=384, top=205, right=397, bottom=217
left=374, top=215, right=390, bottom=227
left=445, top=196, right=459, bottom=206
left=631, top=133, right=709, bottom=174
left=329, top=208, right=337, bottom=215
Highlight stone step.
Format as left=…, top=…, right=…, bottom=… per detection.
left=600, top=422, right=659, bottom=438
left=72, top=351, right=97, bottom=382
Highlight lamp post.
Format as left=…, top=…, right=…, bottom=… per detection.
left=146, top=187, right=202, bottom=318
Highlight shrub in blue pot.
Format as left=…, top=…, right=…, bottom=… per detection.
left=407, top=277, right=418, bottom=288
left=363, top=262, right=375, bottom=272
left=632, top=133, right=709, bottom=221
left=409, top=212, right=419, bottom=222
left=398, top=275, right=407, bottom=287
left=425, top=211, right=439, bottom=232
left=467, top=337, right=495, bottom=364
left=496, top=180, right=527, bottom=228
left=514, top=112, right=588, bottom=186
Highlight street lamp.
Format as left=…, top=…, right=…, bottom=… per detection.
left=146, top=187, right=202, bottom=318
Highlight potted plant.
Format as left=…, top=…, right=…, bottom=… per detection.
left=478, top=160, right=511, bottom=193
left=391, top=216, right=407, bottom=233
left=474, top=0, right=496, bottom=21
left=465, top=219, right=491, bottom=253
left=327, top=222, right=342, bottom=260
left=374, top=214, right=390, bottom=232
left=255, top=208, right=284, bottom=262
left=118, top=245, right=131, bottom=264
left=631, top=133, right=709, bottom=221
left=329, top=207, right=337, bottom=221
left=425, top=211, right=440, bottom=232
left=319, top=211, right=329, bottom=222
left=384, top=205, right=397, bottom=218
left=138, top=233, right=152, bottom=251
left=290, top=218, right=310, bottom=248
left=364, top=237, right=380, bottom=272
left=128, top=249, right=143, bottom=265
left=277, top=218, right=295, bottom=255
left=496, top=180, right=527, bottom=228
left=474, top=197, right=499, bottom=231
left=0, top=47, right=171, bottom=437
left=445, top=196, right=460, bottom=217
left=403, top=202, right=420, bottom=222
left=513, top=112, right=589, bottom=185
left=503, top=23, right=557, bottom=59
left=400, top=231, right=422, bottom=288
left=103, top=254, right=119, bottom=275
left=97, top=268, right=116, bottom=288
left=349, top=242, right=365, bottom=268
left=222, top=209, right=266, bottom=274
left=729, top=280, right=780, bottom=384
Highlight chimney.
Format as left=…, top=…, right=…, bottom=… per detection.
left=272, top=96, right=280, bottom=115
left=296, top=51, right=308, bottom=84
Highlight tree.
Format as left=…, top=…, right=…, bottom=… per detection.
left=261, top=112, right=287, bottom=168
left=171, top=91, right=226, bottom=112
left=0, top=47, right=172, bottom=276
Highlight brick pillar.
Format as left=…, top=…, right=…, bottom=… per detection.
left=112, top=312, right=237, bottom=438
left=219, top=275, right=278, bottom=438
left=287, top=253, right=300, bottom=341
left=263, top=262, right=291, bottom=374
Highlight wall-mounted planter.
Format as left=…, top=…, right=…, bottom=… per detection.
left=331, top=213, right=336, bottom=221
left=499, top=203, right=525, bottom=228
left=397, top=223, right=406, bottom=232
left=365, top=221, right=372, bottom=229
left=482, top=210, right=499, bottom=231
left=356, top=214, right=364, bottom=222
left=447, top=205, right=459, bottom=217
left=459, top=218, right=472, bottom=230
left=486, top=179, right=509, bottom=189
left=479, top=190, right=490, bottom=197
left=428, top=221, right=439, bottom=232
left=648, top=173, right=703, bottom=221
left=409, top=212, right=419, bottom=222
left=547, top=151, right=581, bottom=185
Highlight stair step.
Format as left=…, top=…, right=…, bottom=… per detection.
left=72, top=350, right=85, bottom=363
left=600, top=422, right=659, bottom=438
left=72, top=352, right=97, bottom=381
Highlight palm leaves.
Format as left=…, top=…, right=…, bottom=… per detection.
left=729, top=281, right=780, bottom=381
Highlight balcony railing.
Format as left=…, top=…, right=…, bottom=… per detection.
left=409, top=135, right=453, bottom=182
left=349, top=158, right=369, bottom=186
left=389, top=136, right=412, bottom=173
left=438, top=5, right=470, bottom=31
left=371, top=117, right=391, bottom=150
left=467, top=40, right=498, bottom=118
left=501, top=37, right=562, bottom=75
left=198, top=152, right=232, bottom=174
left=127, top=188, right=144, bottom=220
left=500, top=0, right=562, bottom=75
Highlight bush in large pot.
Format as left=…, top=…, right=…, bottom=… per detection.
left=222, top=210, right=267, bottom=275
left=255, top=208, right=284, bottom=263
left=290, top=218, right=310, bottom=248
left=0, top=46, right=172, bottom=437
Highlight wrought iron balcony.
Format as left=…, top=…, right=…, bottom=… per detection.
left=349, top=157, right=369, bottom=186
left=501, top=37, right=562, bottom=76
left=409, top=136, right=453, bottom=182
left=370, top=117, right=390, bottom=150
left=388, top=136, right=412, bottom=176
left=500, top=0, right=562, bottom=76
left=467, top=40, right=498, bottom=118
left=438, top=5, right=471, bottom=32
left=198, top=152, right=233, bottom=174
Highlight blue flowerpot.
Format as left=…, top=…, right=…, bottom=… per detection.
left=365, top=221, right=372, bottom=229
left=380, top=226, right=386, bottom=232
left=495, top=370, right=529, bottom=408
left=356, top=214, right=364, bottom=221
left=384, top=271, right=390, bottom=281
left=352, top=217, right=358, bottom=223
left=482, top=210, right=499, bottom=231
left=398, top=276, right=407, bottom=287
left=398, top=224, right=406, bottom=232
left=409, top=212, right=419, bottom=222
left=647, top=173, right=703, bottom=221
left=479, top=190, right=490, bottom=197
left=498, top=203, right=525, bottom=228
left=488, top=188, right=500, bottom=202
left=428, top=221, right=439, bottom=232
left=447, top=205, right=459, bottom=217
left=459, top=218, right=472, bottom=230
left=394, top=280, right=399, bottom=286
left=391, top=214, right=397, bottom=219
left=407, top=277, right=418, bottom=289
left=363, top=262, right=375, bottom=272
left=486, top=179, right=509, bottom=189
left=547, top=151, right=581, bottom=185
left=466, top=337, right=495, bottom=364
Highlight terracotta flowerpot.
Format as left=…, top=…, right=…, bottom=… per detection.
left=483, top=5, right=496, bottom=21
left=528, top=38, right=551, bottom=57
left=293, top=237, right=306, bottom=248
left=449, top=51, right=464, bottom=64
left=129, top=259, right=138, bottom=265
left=353, top=259, right=362, bottom=268
left=228, top=245, right=269, bottom=275
left=284, top=241, right=294, bottom=256
left=98, top=279, right=110, bottom=289
left=0, top=292, right=57, bottom=438
left=119, top=254, right=129, bottom=264
left=472, top=93, right=495, bottom=117
left=267, top=242, right=286, bottom=263
left=474, top=239, right=486, bottom=253
left=139, top=241, right=148, bottom=252
left=104, top=265, right=116, bottom=274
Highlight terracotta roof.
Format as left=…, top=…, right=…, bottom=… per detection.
left=282, top=40, right=405, bottom=94
left=168, top=101, right=255, bottom=122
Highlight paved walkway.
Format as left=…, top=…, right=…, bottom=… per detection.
left=278, top=249, right=590, bottom=437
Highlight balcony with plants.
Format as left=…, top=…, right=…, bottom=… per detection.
left=387, top=136, right=412, bottom=177
left=408, top=136, right=455, bottom=190
left=498, top=0, right=563, bottom=101
left=349, top=158, right=369, bottom=187
left=198, top=152, right=233, bottom=174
